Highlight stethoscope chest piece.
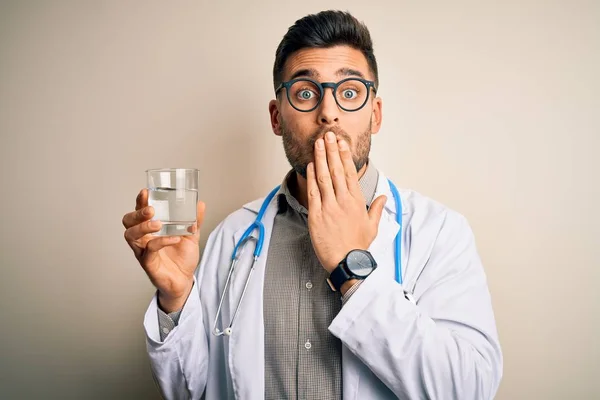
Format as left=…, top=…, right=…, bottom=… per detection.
left=403, top=290, right=416, bottom=305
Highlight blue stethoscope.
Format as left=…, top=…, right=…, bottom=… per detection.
left=213, top=179, right=412, bottom=337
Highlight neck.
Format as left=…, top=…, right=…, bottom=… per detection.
left=294, top=163, right=368, bottom=210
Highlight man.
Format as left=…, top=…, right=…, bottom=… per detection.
left=122, top=10, right=503, bottom=400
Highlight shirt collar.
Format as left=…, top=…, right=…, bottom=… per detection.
left=278, top=160, right=379, bottom=215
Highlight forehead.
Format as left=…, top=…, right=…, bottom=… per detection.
left=282, top=45, right=372, bottom=81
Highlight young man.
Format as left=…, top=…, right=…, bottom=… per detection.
left=122, top=10, right=503, bottom=400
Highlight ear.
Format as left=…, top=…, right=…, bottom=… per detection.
left=370, top=96, right=383, bottom=135
left=269, top=99, right=283, bottom=137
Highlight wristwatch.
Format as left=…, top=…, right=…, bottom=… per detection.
left=327, top=249, right=377, bottom=292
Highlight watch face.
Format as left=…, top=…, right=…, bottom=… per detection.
left=346, top=250, right=375, bottom=277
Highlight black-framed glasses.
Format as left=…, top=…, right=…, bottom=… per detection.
left=275, top=77, right=377, bottom=112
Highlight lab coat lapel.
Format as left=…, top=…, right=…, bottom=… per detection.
left=369, top=174, right=404, bottom=282
left=342, top=173, right=404, bottom=399
left=227, top=195, right=279, bottom=400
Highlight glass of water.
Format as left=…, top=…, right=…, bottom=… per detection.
left=146, top=168, right=199, bottom=236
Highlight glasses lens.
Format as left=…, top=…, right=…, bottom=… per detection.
left=288, top=80, right=321, bottom=111
left=336, top=79, right=369, bottom=111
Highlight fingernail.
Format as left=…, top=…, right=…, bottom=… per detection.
left=339, top=140, right=348, bottom=150
left=151, top=220, right=161, bottom=228
left=326, top=131, right=335, bottom=142
left=316, top=139, right=324, bottom=149
left=143, top=207, right=151, bottom=216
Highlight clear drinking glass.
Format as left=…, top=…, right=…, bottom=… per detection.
left=146, top=168, right=199, bottom=236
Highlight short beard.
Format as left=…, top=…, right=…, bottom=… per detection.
left=281, top=119, right=372, bottom=179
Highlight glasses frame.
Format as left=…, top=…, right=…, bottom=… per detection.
left=275, top=77, right=377, bottom=113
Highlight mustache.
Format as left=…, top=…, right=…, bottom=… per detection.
left=307, top=126, right=352, bottom=148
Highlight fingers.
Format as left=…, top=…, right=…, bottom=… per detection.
left=196, top=201, right=206, bottom=230
left=314, top=138, right=335, bottom=203
left=124, top=219, right=162, bottom=243
left=368, top=195, right=387, bottom=225
left=123, top=189, right=151, bottom=228
left=136, top=189, right=148, bottom=211
left=122, top=205, right=154, bottom=229
left=338, top=139, right=362, bottom=197
left=306, top=162, right=322, bottom=211
left=141, top=236, right=182, bottom=275
left=142, top=236, right=182, bottom=268
left=145, top=236, right=181, bottom=253
left=186, top=201, right=206, bottom=236
left=323, top=131, right=348, bottom=198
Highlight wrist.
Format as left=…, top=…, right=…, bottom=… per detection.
left=340, top=279, right=359, bottom=296
left=328, top=249, right=377, bottom=292
left=158, top=281, right=193, bottom=313
left=324, top=249, right=358, bottom=273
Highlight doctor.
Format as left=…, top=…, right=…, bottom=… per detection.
left=122, top=10, right=502, bottom=400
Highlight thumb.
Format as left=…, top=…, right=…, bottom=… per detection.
left=190, top=201, right=206, bottom=236
left=368, top=195, right=387, bottom=225
left=196, top=201, right=206, bottom=227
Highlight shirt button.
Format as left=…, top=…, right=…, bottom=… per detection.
left=304, top=341, right=312, bottom=350
left=305, top=281, right=313, bottom=290
left=162, top=327, right=170, bottom=335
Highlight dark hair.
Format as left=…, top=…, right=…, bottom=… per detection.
left=273, top=10, right=379, bottom=91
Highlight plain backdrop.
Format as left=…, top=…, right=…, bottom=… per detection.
left=0, top=1, right=598, bottom=399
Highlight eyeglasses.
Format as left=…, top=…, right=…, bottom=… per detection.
left=275, top=77, right=377, bottom=112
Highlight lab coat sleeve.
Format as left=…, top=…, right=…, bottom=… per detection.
left=329, top=211, right=503, bottom=399
left=144, top=279, right=207, bottom=399
left=143, top=223, right=225, bottom=400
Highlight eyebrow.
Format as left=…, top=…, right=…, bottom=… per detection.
left=336, top=67, right=365, bottom=79
left=289, top=68, right=319, bottom=80
left=288, top=67, right=366, bottom=81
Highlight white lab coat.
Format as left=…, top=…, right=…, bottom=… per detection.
left=143, top=170, right=503, bottom=399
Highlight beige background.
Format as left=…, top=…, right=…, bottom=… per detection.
left=0, top=0, right=598, bottom=399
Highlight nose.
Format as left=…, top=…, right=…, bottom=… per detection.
left=316, top=87, right=340, bottom=125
